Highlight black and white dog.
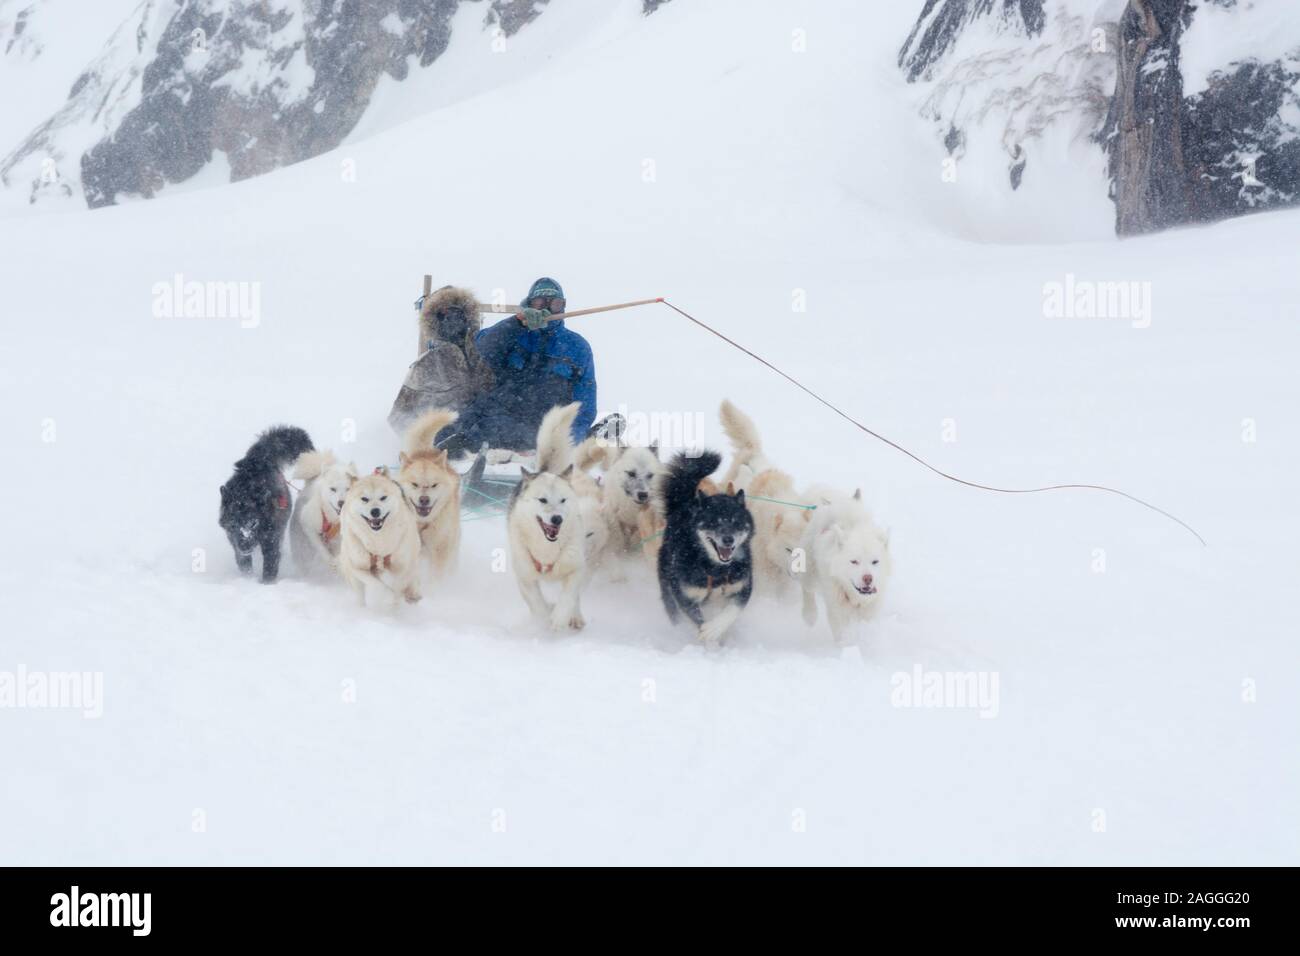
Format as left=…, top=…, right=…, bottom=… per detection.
left=219, top=426, right=315, bottom=582
left=657, top=450, right=754, bottom=646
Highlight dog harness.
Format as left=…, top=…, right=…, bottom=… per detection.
left=320, top=512, right=340, bottom=542
left=368, top=554, right=393, bottom=575
left=275, top=475, right=290, bottom=511
left=526, top=550, right=555, bottom=575
left=702, top=570, right=742, bottom=600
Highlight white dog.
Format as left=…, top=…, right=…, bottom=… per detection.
left=508, top=403, right=593, bottom=631
left=718, top=399, right=813, bottom=596
left=798, top=487, right=892, bottom=644
left=289, top=450, right=358, bottom=576
left=579, top=438, right=662, bottom=559
left=338, top=469, right=422, bottom=609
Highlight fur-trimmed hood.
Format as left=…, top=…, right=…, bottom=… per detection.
left=419, top=285, right=482, bottom=347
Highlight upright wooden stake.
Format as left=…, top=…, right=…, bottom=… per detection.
left=419, top=274, right=432, bottom=355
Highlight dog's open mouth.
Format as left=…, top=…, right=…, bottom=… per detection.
left=414, top=503, right=433, bottom=518
left=367, top=514, right=388, bottom=532
left=854, top=582, right=877, bottom=596
left=536, top=516, right=560, bottom=542
left=710, top=539, right=735, bottom=563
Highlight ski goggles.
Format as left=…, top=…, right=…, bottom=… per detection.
left=529, top=296, right=566, bottom=314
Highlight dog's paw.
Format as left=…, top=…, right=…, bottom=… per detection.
left=403, top=588, right=422, bottom=604
left=550, top=607, right=585, bottom=632
left=698, top=619, right=728, bottom=646
left=801, top=592, right=818, bottom=627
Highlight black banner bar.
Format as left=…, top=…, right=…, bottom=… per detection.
left=0, top=867, right=1279, bottom=943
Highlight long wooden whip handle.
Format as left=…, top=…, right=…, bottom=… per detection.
left=475, top=297, right=664, bottom=323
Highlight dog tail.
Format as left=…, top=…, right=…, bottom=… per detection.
left=241, top=425, right=315, bottom=470
left=719, top=399, right=766, bottom=476
left=536, top=402, right=581, bottom=474
left=661, top=450, right=722, bottom=518
left=575, top=436, right=612, bottom=472
left=291, top=449, right=336, bottom=481
left=403, top=408, right=458, bottom=457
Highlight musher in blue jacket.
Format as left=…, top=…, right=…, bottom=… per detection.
left=436, top=277, right=598, bottom=455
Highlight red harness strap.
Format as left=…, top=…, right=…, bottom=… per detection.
left=528, top=550, right=555, bottom=575
left=320, top=511, right=340, bottom=542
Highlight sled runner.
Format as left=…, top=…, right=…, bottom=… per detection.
left=456, top=447, right=534, bottom=522
left=454, top=411, right=626, bottom=522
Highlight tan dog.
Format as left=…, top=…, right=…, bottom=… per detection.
left=507, top=403, right=591, bottom=631
left=719, top=399, right=813, bottom=596
left=338, top=469, right=422, bottom=608
left=396, top=409, right=461, bottom=578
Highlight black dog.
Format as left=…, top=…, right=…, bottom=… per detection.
left=219, top=426, right=315, bottom=582
left=657, top=450, right=755, bottom=645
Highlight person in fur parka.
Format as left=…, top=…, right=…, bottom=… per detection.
left=388, top=285, right=495, bottom=433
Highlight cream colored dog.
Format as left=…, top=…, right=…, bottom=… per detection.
left=508, top=403, right=591, bottom=631
left=718, top=399, right=813, bottom=596
left=396, top=409, right=461, bottom=578
left=338, top=469, right=422, bottom=609
left=580, top=438, right=663, bottom=555
left=799, top=487, right=892, bottom=644
left=289, top=450, right=358, bottom=576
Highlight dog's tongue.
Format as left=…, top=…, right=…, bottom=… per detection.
left=716, top=544, right=734, bottom=561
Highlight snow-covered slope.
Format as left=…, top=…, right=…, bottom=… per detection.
left=1, top=0, right=1296, bottom=864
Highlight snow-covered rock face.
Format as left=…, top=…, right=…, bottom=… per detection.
left=902, top=0, right=1300, bottom=236
left=0, top=0, right=568, bottom=210
left=898, top=0, right=1119, bottom=239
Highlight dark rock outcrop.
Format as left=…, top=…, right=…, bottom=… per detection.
left=3, top=0, right=558, bottom=210
left=1103, top=0, right=1191, bottom=234
left=899, top=0, right=1046, bottom=82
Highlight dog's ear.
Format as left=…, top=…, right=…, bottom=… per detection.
left=398, top=451, right=410, bottom=467
left=725, top=481, right=735, bottom=495
left=648, top=440, right=659, bottom=460
left=559, top=464, right=574, bottom=480
left=519, top=466, right=536, bottom=481
left=346, top=463, right=359, bottom=479
left=733, top=488, right=745, bottom=505
left=432, top=449, right=448, bottom=466
left=852, top=488, right=862, bottom=501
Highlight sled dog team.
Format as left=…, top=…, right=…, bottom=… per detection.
left=218, top=400, right=892, bottom=645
